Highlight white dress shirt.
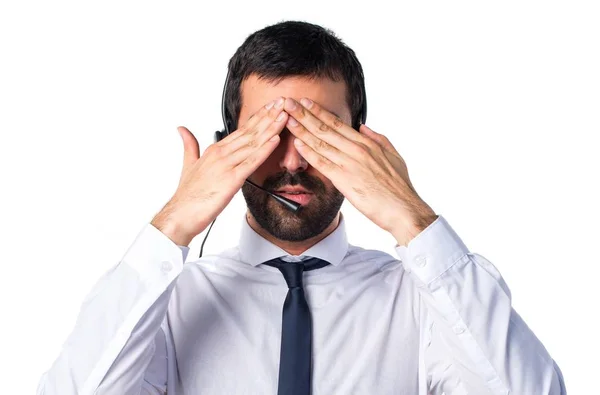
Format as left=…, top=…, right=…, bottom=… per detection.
left=37, top=213, right=566, bottom=394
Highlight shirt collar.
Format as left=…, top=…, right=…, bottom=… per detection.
left=239, top=211, right=349, bottom=267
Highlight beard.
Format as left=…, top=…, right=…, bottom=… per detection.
left=242, top=171, right=344, bottom=242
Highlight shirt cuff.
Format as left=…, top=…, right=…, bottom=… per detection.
left=121, top=223, right=187, bottom=285
left=394, top=215, right=470, bottom=285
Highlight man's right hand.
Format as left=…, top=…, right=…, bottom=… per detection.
left=151, top=97, right=288, bottom=246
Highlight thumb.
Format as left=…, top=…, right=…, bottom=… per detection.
left=177, top=126, right=200, bottom=170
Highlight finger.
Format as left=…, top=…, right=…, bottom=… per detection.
left=283, top=98, right=374, bottom=160
left=284, top=97, right=376, bottom=149
left=217, top=97, right=285, bottom=147
left=227, top=110, right=288, bottom=165
left=285, top=116, right=353, bottom=167
left=359, top=124, right=397, bottom=155
left=225, top=100, right=287, bottom=155
left=234, top=134, right=281, bottom=180
left=177, top=126, right=199, bottom=171
left=292, top=137, right=341, bottom=181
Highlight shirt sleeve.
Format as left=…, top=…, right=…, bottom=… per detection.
left=36, top=223, right=187, bottom=395
left=394, top=215, right=567, bottom=394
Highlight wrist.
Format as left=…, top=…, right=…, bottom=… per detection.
left=151, top=205, right=195, bottom=247
left=392, top=210, right=438, bottom=247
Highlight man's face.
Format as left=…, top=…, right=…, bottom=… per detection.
left=238, top=74, right=352, bottom=242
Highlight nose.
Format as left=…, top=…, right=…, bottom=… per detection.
left=278, top=129, right=308, bottom=174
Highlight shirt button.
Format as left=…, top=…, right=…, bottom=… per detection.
left=414, top=255, right=427, bottom=268
left=453, top=324, right=466, bottom=334
left=161, top=261, right=173, bottom=272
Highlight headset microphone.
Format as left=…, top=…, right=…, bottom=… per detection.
left=198, top=172, right=301, bottom=258
left=245, top=179, right=302, bottom=212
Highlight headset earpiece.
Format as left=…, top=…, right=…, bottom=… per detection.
left=214, top=129, right=227, bottom=143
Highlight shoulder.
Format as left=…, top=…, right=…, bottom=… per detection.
left=344, top=243, right=405, bottom=274
left=178, top=246, right=273, bottom=283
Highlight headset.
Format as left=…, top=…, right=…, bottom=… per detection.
left=199, top=66, right=367, bottom=257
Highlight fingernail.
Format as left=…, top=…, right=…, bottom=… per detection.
left=294, top=138, right=305, bottom=146
left=265, top=100, right=275, bottom=110
left=300, top=98, right=313, bottom=108
left=287, top=117, right=298, bottom=127
left=276, top=112, right=286, bottom=122
left=275, top=97, right=285, bottom=109
left=285, top=98, right=297, bottom=111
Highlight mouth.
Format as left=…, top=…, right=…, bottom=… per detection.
left=274, top=187, right=314, bottom=206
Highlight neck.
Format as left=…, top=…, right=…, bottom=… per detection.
left=246, top=211, right=341, bottom=256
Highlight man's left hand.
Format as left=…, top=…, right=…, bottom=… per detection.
left=283, top=97, right=438, bottom=247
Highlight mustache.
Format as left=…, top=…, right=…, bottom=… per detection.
left=262, top=171, right=326, bottom=194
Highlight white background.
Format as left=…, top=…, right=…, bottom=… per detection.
left=1, top=1, right=598, bottom=393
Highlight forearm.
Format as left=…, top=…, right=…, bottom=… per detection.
left=37, top=223, right=187, bottom=395
left=396, top=215, right=566, bottom=394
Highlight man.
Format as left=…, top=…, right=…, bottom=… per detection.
left=37, top=20, right=566, bottom=394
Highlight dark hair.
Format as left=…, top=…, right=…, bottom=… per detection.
left=224, top=20, right=366, bottom=131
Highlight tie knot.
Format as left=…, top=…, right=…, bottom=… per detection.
left=263, top=257, right=331, bottom=288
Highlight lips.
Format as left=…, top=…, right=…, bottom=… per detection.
left=274, top=191, right=314, bottom=205
left=273, top=186, right=314, bottom=205
left=275, top=187, right=313, bottom=194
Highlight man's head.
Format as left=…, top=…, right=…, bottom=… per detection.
left=225, top=21, right=366, bottom=242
